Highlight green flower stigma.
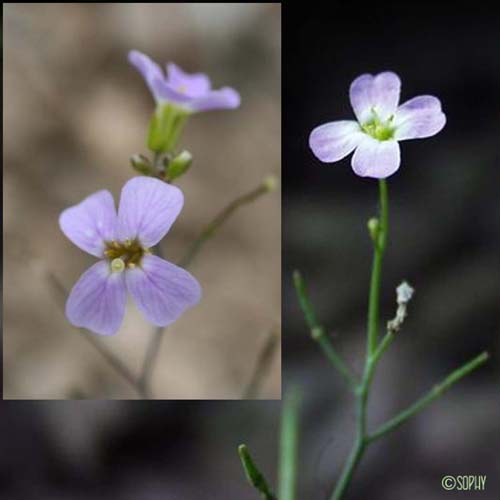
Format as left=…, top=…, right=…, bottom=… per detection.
left=110, top=258, right=126, bottom=273
left=361, top=112, right=395, bottom=141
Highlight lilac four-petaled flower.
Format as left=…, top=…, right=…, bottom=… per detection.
left=129, top=50, right=241, bottom=112
left=59, top=177, right=201, bottom=336
left=309, top=71, right=446, bottom=178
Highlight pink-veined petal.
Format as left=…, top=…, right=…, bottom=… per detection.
left=126, top=255, right=201, bottom=327
left=66, top=260, right=127, bottom=336
left=117, top=177, right=184, bottom=248
left=189, top=87, right=241, bottom=111
left=394, top=95, right=446, bottom=140
left=351, top=136, right=401, bottom=179
left=350, top=72, right=401, bottom=123
left=309, top=120, right=363, bottom=163
left=59, top=190, right=117, bottom=258
left=128, top=50, right=165, bottom=102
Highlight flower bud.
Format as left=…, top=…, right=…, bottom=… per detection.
left=130, top=154, right=153, bottom=175
left=262, top=174, right=278, bottom=192
left=165, top=150, right=192, bottom=181
left=367, top=217, right=380, bottom=242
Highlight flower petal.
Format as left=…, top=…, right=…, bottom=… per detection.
left=394, top=95, right=446, bottom=140
left=166, top=63, right=211, bottom=97
left=66, top=261, right=127, bottom=336
left=117, top=177, right=184, bottom=248
left=189, top=87, right=241, bottom=112
left=126, top=255, right=201, bottom=327
left=129, top=50, right=165, bottom=102
left=59, top=190, right=117, bottom=257
left=351, top=136, right=401, bottom=178
left=350, top=72, right=401, bottom=123
left=309, top=120, right=363, bottom=163
left=150, top=78, right=193, bottom=105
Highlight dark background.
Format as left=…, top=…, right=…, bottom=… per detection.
left=283, top=3, right=499, bottom=500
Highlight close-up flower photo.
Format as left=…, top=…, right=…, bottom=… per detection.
left=3, top=3, right=281, bottom=400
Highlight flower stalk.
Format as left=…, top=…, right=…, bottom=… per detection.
left=279, top=388, right=301, bottom=500
left=366, top=179, right=388, bottom=356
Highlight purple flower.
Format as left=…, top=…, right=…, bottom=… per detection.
left=59, top=177, right=201, bottom=336
left=309, top=72, right=446, bottom=178
left=129, top=50, right=241, bottom=112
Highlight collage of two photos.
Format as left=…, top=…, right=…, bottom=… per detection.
left=2, top=2, right=500, bottom=499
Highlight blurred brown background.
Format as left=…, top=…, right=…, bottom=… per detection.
left=3, top=3, right=281, bottom=400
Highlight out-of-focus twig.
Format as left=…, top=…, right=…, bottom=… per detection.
left=139, top=175, right=279, bottom=398
left=179, top=175, right=278, bottom=268
left=243, top=326, right=280, bottom=399
left=47, top=272, right=144, bottom=397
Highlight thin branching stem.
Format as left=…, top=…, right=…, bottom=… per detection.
left=329, top=180, right=488, bottom=500
left=367, top=351, right=489, bottom=443
left=293, top=270, right=358, bottom=391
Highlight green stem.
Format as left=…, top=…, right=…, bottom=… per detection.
left=293, top=270, right=358, bottom=391
left=279, top=388, right=301, bottom=500
left=238, top=444, right=277, bottom=500
left=371, top=329, right=396, bottom=365
left=330, top=357, right=373, bottom=500
left=331, top=435, right=365, bottom=500
left=367, top=351, right=489, bottom=443
left=331, top=180, right=390, bottom=500
left=367, top=179, right=388, bottom=357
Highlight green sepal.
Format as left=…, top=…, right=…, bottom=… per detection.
left=147, top=102, right=190, bottom=154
